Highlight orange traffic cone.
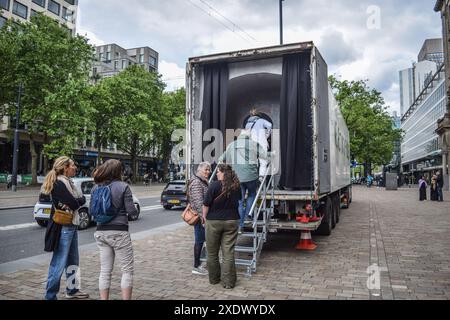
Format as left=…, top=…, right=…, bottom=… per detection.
left=295, top=230, right=317, bottom=250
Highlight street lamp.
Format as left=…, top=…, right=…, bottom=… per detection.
left=11, top=84, right=23, bottom=192
left=279, top=0, right=285, bottom=45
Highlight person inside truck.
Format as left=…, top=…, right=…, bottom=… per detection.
left=243, top=109, right=272, bottom=179
left=218, top=129, right=267, bottom=233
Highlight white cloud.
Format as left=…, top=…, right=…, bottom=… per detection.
left=77, top=0, right=442, bottom=106
left=159, top=60, right=185, bottom=92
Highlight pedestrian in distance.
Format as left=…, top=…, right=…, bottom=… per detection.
left=430, top=175, right=438, bottom=201
left=203, top=164, right=241, bottom=289
left=188, top=161, right=211, bottom=276
left=218, top=129, right=267, bottom=233
left=91, top=159, right=137, bottom=300
left=436, top=170, right=444, bottom=202
left=419, top=176, right=427, bottom=201
left=42, top=156, right=89, bottom=300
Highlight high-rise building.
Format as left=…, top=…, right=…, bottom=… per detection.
left=0, top=0, right=78, bottom=34
left=414, top=60, right=438, bottom=98
left=92, top=43, right=159, bottom=80
left=418, top=38, right=444, bottom=64
left=401, top=65, right=446, bottom=182
left=399, top=68, right=415, bottom=117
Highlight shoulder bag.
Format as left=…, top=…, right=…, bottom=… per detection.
left=181, top=187, right=226, bottom=226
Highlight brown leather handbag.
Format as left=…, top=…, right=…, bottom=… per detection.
left=52, top=208, right=73, bottom=225
left=181, top=204, right=199, bottom=225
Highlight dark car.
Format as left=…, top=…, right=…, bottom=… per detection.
left=161, top=180, right=187, bottom=210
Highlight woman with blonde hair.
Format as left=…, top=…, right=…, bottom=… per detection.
left=43, top=156, right=89, bottom=300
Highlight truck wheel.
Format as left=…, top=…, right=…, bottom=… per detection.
left=331, top=196, right=335, bottom=225
left=316, top=198, right=332, bottom=236
left=335, top=195, right=340, bottom=224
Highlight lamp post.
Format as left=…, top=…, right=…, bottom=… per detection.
left=11, top=84, right=23, bottom=192
left=279, top=0, right=284, bottom=45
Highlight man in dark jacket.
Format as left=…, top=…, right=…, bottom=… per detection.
left=436, top=170, right=444, bottom=202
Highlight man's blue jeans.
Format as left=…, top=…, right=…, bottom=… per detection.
left=239, top=180, right=258, bottom=228
left=437, top=186, right=444, bottom=201
left=45, top=225, right=80, bottom=300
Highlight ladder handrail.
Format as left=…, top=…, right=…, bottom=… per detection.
left=249, top=162, right=273, bottom=229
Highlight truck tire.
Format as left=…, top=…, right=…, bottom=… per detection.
left=316, top=198, right=332, bottom=236
left=331, top=195, right=337, bottom=229
left=335, top=195, right=340, bottom=224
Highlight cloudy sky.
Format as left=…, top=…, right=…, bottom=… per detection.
left=76, top=0, right=442, bottom=114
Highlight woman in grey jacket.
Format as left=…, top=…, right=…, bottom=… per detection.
left=188, top=162, right=211, bottom=275
left=91, top=159, right=137, bottom=300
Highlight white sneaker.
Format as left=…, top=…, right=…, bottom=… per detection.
left=192, top=266, right=208, bottom=276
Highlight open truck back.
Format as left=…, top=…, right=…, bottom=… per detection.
left=186, top=41, right=352, bottom=275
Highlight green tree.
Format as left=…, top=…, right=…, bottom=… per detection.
left=0, top=14, right=94, bottom=183
left=154, top=88, right=186, bottom=179
left=103, top=65, right=165, bottom=181
left=329, top=76, right=402, bottom=176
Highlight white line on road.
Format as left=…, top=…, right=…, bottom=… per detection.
left=0, top=222, right=37, bottom=231
left=141, top=205, right=163, bottom=211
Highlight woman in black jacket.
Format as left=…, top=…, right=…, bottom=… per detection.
left=203, top=164, right=241, bottom=289
left=42, top=156, right=89, bottom=300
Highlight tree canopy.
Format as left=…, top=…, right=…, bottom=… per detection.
left=329, top=76, right=403, bottom=175
left=0, top=13, right=94, bottom=182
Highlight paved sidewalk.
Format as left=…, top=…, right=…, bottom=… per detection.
left=0, top=183, right=167, bottom=210
left=0, top=186, right=449, bottom=300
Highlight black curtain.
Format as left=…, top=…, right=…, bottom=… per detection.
left=279, top=53, right=313, bottom=189
left=201, top=63, right=229, bottom=153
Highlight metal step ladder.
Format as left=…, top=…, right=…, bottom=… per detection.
left=203, top=162, right=275, bottom=277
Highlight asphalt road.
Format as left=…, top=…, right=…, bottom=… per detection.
left=0, top=196, right=184, bottom=264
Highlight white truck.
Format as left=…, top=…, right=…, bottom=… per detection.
left=186, top=41, right=352, bottom=274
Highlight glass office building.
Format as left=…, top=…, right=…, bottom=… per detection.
left=401, top=65, right=446, bottom=182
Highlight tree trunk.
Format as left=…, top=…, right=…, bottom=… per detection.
left=43, top=133, right=49, bottom=174
left=131, top=154, right=137, bottom=184
left=162, top=140, right=171, bottom=182
left=29, top=135, right=38, bottom=185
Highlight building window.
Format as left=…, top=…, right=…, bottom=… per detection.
left=32, top=0, right=45, bottom=8
left=139, top=53, right=144, bottom=63
left=30, top=8, right=38, bottom=17
left=62, top=6, right=73, bottom=21
left=114, top=60, right=118, bottom=69
left=106, top=51, right=111, bottom=61
left=64, top=0, right=75, bottom=5
left=0, top=0, right=10, bottom=10
left=12, top=1, right=27, bottom=19
left=99, top=52, right=104, bottom=61
left=149, top=56, right=156, bottom=67
left=93, top=67, right=97, bottom=74
left=0, top=15, right=6, bottom=28
left=47, top=0, right=60, bottom=16
left=122, top=59, right=126, bottom=69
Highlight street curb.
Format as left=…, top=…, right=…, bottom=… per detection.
left=0, top=222, right=186, bottom=275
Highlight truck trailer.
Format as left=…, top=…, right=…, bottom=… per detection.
left=186, top=41, right=352, bottom=274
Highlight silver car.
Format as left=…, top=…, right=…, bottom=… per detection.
left=33, top=178, right=141, bottom=230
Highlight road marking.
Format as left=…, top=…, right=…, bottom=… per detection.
left=0, top=222, right=38, bottom=231
left=141, top=205, right=163, bottom=211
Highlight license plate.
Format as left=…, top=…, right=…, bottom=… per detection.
left=43, top=208, right=51, bottom=215
left=168, top=200, right=180, bottom=204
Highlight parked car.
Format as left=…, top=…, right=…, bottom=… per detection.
left=33, top=178, right=141, bottom=230
left=161, top=180, right=187, bottom=210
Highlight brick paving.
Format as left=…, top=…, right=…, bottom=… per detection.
left=0, top=185, right=449, bottom=300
